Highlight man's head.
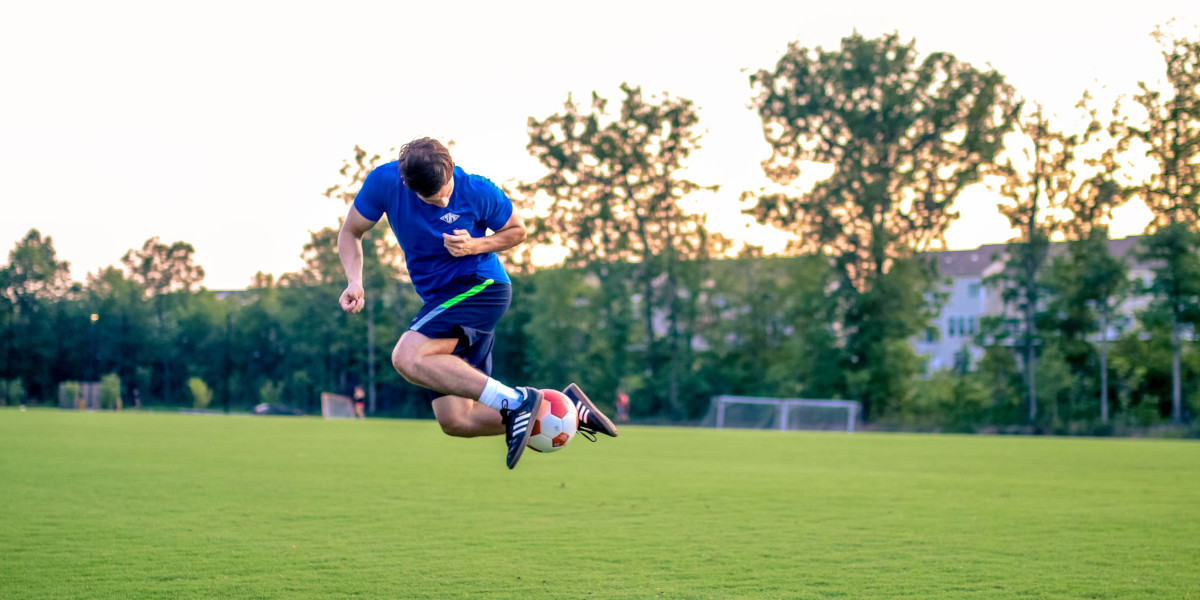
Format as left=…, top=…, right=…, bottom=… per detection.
left=398, top=138, right=455, bottom=207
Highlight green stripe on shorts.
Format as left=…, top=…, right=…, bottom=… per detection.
left=411, top=278, right=496, bottom=332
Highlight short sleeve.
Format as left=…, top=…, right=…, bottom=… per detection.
left=352, top=167, right=389, bottom=222
left=475, top=175, right=514, bottom=232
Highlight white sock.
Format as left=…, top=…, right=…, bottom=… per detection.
left=478, top=378, right=522, bottom=411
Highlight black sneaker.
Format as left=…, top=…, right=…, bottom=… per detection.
left=564, top=383, right=619, bottom=439
left=499, top=387, right=544, bottom=470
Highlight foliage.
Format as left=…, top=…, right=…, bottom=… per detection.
left=1041, top=228, right=1132, bottom=423
left=120, top=237, right=205, bottom=298
left=1115, top=29, right=1200, bottom=424
left=902, top=368, right=990, bottom=431
left=59, top=380, right=80, bottom=408
left=986, top=104, right=1077, bottom=422
left=520, top=84, right=727, bottom=417
left=1137, top=224, right=1200, bottom=423
left=258, top=380, right=284, bottom=406
left=1, top=378, right=24, bottom=406
left=0, top=230, right=74, bottom=401
left=748, top=32, right=1019, bottom=418
left=100, top=372, right=121, bottom=409
left=187, top=377, right=213, bottom=409
left=1120, top=30, right=1200, bottom=228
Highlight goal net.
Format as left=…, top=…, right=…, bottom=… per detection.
left=702, top=396, right=861, bottom=433
left=320, top=393, right=356, bottom=419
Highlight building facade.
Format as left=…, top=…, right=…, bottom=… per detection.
left=914, top=236, right=1149, bottom=373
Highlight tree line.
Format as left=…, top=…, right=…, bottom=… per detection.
left=2, top=30, right=1198, bottom=435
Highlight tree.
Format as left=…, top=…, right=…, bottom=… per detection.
left=519, top=84, right=727, bottom=417
left=1, top=229, right=73, bottom=401
left=121, top=237, right=205, bottom=298
left=1040, top=93, right=1134, bottom=425
left=1119, top=29, right=1200, bottom=423
left=988, top=104, right=1077, bottom=422
left=83, top=266, right=153, bottom=404
left=1043, top=229, right=1131, bottom=424
left=121, top=237, right=205, bottom=403
left=748, top=32, right=1019, bottom=418
left=1138, top=224, right=1200, bottom=423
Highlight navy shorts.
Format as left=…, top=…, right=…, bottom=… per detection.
left=408, top=275, right=512, bottom=400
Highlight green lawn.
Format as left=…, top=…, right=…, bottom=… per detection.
left=1, top=409, right=1198, bottom=599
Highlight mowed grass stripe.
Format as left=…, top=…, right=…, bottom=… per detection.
left=1, top=409, right=1197, bottom=599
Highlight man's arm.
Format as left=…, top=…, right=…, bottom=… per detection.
left=442, top=212, right=527, bottom=257
left=337, top=206, right=378, bottom=314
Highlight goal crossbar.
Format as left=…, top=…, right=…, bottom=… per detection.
left=713, top=396, right=861, bottom=433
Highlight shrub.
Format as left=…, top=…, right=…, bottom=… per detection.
left=60, top=381, right=81, bottom=408
left=188, top=377, right=213, bottom=409
left=100, top=373, right=122, bottom=409
left=258, top=380, right=284, bottom=406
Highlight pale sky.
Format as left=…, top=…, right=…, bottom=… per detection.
left=1, top=0, right=1195, bottom=289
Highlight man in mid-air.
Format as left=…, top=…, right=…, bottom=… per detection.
left=337, top=138, right=618, bottom=469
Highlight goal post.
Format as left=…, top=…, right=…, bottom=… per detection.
left=711, top=396, right=861, bottom=433
left=320, top=393, right=356, bottom=419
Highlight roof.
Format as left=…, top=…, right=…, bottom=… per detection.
left=924, top=235, right=1145, bottom=279
left=929, top=243, right=1007, bottom=278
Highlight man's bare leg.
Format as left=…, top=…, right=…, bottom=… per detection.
left=392, top=331, right=489, bottom=398
left=393, top=331, right=512, bottom=438
left=431, top=395, right=504, bottom=437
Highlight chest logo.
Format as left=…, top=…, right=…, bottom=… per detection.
left=440, top=213, right=461, bottom=224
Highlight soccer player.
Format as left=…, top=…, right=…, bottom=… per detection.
left=337, top=138, right=617, bottom=469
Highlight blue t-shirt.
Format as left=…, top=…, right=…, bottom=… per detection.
left=353, top=163, right=513, bottom=303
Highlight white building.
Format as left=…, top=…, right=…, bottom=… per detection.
left=914, top=236, right=1149, bottom=372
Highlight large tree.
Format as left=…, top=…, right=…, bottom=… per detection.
left=1041, top=94, right=1133, bottom=424
left=748, top=32, right=1019, bottom=417
left=121, top=237, right=205, bottom=402
left=1, top=229, right=73, bottom=401
left=989, top=104, right=1077, bottom=422
left=1119, top=30, right=1200, bottom=423
left=519, top=84, right=727, bottom=417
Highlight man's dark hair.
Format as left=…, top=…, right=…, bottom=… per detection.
left=397, top=138, right=454, bottom=198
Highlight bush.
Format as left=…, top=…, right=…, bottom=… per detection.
left=100, top=373, right=122, bottom=409
left=258, top=380, right=284, bottom=406
left=60, top=381, right=81, bottom=408
left=188, top=377, right=213, bottom=409
left=4, top=376, right=27, bottom=405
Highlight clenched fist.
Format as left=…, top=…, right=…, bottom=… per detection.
left=442, top=229, right=476, bottom=257
left=339, top=281, right=366, bottom=313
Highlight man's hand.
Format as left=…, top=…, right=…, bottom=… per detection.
left=442, top=229, right=476, bottom=257
left=339, top=281, right=366, bottom=314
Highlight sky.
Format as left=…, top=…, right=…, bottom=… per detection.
left=1, top=0, right=1197, bottom=290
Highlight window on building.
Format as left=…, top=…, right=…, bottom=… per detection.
left=968, top=283, right=982, bottom=298
left=948, top=317, right=956, bottom=337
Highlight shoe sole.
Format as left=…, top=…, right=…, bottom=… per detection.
left=564, top=383, right=619, bottom=437
left=507, top=389, right=544, bottom=470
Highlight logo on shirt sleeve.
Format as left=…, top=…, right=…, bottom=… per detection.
left=440, top=213, right=461, bottom=224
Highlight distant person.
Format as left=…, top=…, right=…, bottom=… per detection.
left=616, top=389, right=630, bottom=423
left=352, top=385, right=366, bottom=419
left=337, top=138, right=617, bottom=469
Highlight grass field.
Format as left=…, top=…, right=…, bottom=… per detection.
left=1, top=409, right=1198, bottom=599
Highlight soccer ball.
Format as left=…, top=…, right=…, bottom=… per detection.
left=528, top=389, right=578, bottom=453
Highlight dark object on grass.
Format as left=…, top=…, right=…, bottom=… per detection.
left=253, top=403, right=304, bottom=416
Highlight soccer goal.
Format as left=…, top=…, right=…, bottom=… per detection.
left=709, top=396, right=861, bottom=433
left=320, top=393, right=356, bottom=419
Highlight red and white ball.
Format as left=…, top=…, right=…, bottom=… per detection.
left=527, top=389, right=578, bottom=453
